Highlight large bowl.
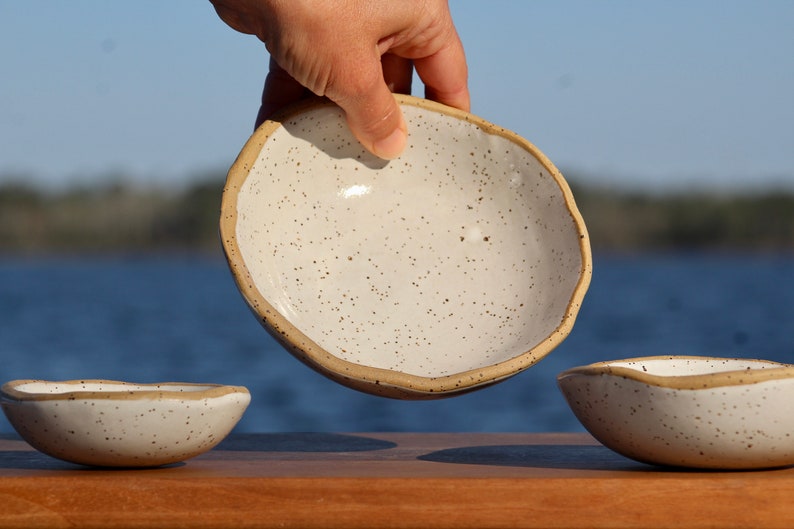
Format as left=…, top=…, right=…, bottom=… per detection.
left=1, top=380, right=250, bottom=467
left=558, top=356, right=794, bottom=469
left=221, top=94, right=591, bottom=399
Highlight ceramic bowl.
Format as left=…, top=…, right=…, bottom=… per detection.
left=558, top=356, right=794, bottom=469
left=0, top=380, right=250, bottom=467
left=221, top=94, right=591, bottom=399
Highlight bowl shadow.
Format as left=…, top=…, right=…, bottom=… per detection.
left=280, top=110, right=390, bottom=170
left=216, top=432, right=397, bottom=453
left=0, top=449, right=84, bottom=471
left=418, top=443, right=652, bottom=472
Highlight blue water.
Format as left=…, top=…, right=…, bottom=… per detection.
left=1, top=252, right=792, bottom=433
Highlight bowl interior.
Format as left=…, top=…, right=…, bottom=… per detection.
left=603, top=356, right=788, bottom=377
left=223, top=95, right=591, bottom=394
left=558, top=356, right=794, bottom=393
left=2, top=380, right=241, bottom=400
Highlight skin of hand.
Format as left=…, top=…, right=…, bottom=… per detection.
left=210, top=0, right=470, bottom=159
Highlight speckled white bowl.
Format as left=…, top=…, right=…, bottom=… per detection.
left=0, top=380, right=250, bottom=467
left=221, top=94, right=591, bottom=399
left=558, top=356, right=794, bottom=469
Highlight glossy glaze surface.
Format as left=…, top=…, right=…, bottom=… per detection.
left=222, top=95, right=591, bottom=398
left=1, top=380, right=250, bottom=467
left=558, top=356, right=794, bottom=469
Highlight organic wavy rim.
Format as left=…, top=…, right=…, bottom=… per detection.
left=557, top=355, right=794, bottom=390
left=0, top=379, right=250, bottom=402
left=220, top=93, right=593, bottom=397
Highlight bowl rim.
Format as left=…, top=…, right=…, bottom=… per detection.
left=220, top=93, right=593, bottom=397
left=0, top=379, right=250, bottom=402
left=557, top=355, right=794, bottom=390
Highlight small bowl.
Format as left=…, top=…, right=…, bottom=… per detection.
left=558, top=356, right=794, bottom=469
left=0, top=380, right=250, bottom=467
left=220, top=94, right=592, bottom=399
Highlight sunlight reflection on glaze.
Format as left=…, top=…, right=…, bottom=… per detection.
left=339, top=184, right=372, bottom=199
left=224, top=95, right=592, bottom=398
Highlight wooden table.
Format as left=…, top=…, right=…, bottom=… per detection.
left=0, top=432, right=792, bottom=528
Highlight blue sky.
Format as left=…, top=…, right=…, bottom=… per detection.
left=1, top=1, right=792, bottom=191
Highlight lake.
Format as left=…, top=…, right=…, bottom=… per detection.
left=0, top=252, right=792, bottom=433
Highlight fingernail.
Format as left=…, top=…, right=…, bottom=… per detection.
left=372, top=127, right=407, bottom=160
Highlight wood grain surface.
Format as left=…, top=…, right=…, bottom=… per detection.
left=0, top=432, right=791, bottom=528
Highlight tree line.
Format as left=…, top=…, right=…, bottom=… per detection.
left=1, top=173, right=793, bottom=254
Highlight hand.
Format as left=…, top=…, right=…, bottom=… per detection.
left=210, top=0, right=470, bottom=159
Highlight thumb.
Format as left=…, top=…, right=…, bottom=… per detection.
left=333, top=75, right=408, bottom=160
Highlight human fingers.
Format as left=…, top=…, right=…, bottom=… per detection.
left=255, top=58, right=312, bottom=129
left=381, top=53, right=413, bottom=95
left=413, top=32, right=470, bottom=112
left=330, top=57, right=408, bottom=160
left=208, top=0, right=268, bottom=39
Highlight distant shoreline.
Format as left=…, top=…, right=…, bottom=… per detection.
left=1, top=175, right=793, bottom=254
